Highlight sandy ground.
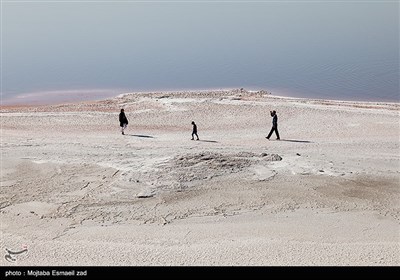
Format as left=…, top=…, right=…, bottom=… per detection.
left=1, top=89, right=399, bottom=266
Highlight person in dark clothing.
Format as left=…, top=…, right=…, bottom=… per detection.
left=266, top=110, right=280, bottom=140
left=191, top=121, right=199, bottom=140
left=119, top=109, right=129, bottom=135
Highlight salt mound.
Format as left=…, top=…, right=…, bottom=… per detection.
left=175, top=152, right=251, bottom=170
left=260, top=153, right=282, bottom=161
left=163, top=152, right=281, bottom=184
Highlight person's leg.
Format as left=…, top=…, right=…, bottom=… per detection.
left=122, top=124, right=127, bottom=135
left=266, top=127, right=274, bottom=139
left=275, top=126, right=280, bottom=140
left=195, top=133, right=199, bottom=140
left=191, top=132, right=194, bottom=140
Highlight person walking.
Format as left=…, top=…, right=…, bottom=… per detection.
left=191, top=121, right=199, bottom=140
left=266, top=110, right=280, bottom=140
left=119, top=109, right=129, bottom=135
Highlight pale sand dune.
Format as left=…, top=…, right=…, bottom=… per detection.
left=1, top=90, right=399, bottom=265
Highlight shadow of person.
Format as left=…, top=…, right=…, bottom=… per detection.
left=129, top=134, right=155, bottom=138
left=198, top=140, right=218, bottom=143
left=280, top=139, right=312, bottom=143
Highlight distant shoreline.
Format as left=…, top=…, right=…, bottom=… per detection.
left=1, top=88, right=399, bottom=107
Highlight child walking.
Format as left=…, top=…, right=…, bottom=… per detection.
left=191, top=121, right=199, bottom=140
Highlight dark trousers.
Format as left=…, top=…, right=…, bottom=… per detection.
left=192, top=132, right=199, bottom=139
left=267, top=125, right=280, bottom=139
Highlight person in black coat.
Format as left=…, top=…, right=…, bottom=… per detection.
left=266, top=110, right=280, bottom=140
left=191, top=121, right=199, bottom=140
left=119, top=109, right=129, bottom=135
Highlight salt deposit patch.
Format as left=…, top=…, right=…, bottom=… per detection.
left=251, top=165, right=276, bottom=181
left=32, top=160, right=48, bottom=164
left=137, top=188, right=155, bottom=198
left=3, top=201, right=58, bottom=216
left=1, top=180, right=18, bottom=187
